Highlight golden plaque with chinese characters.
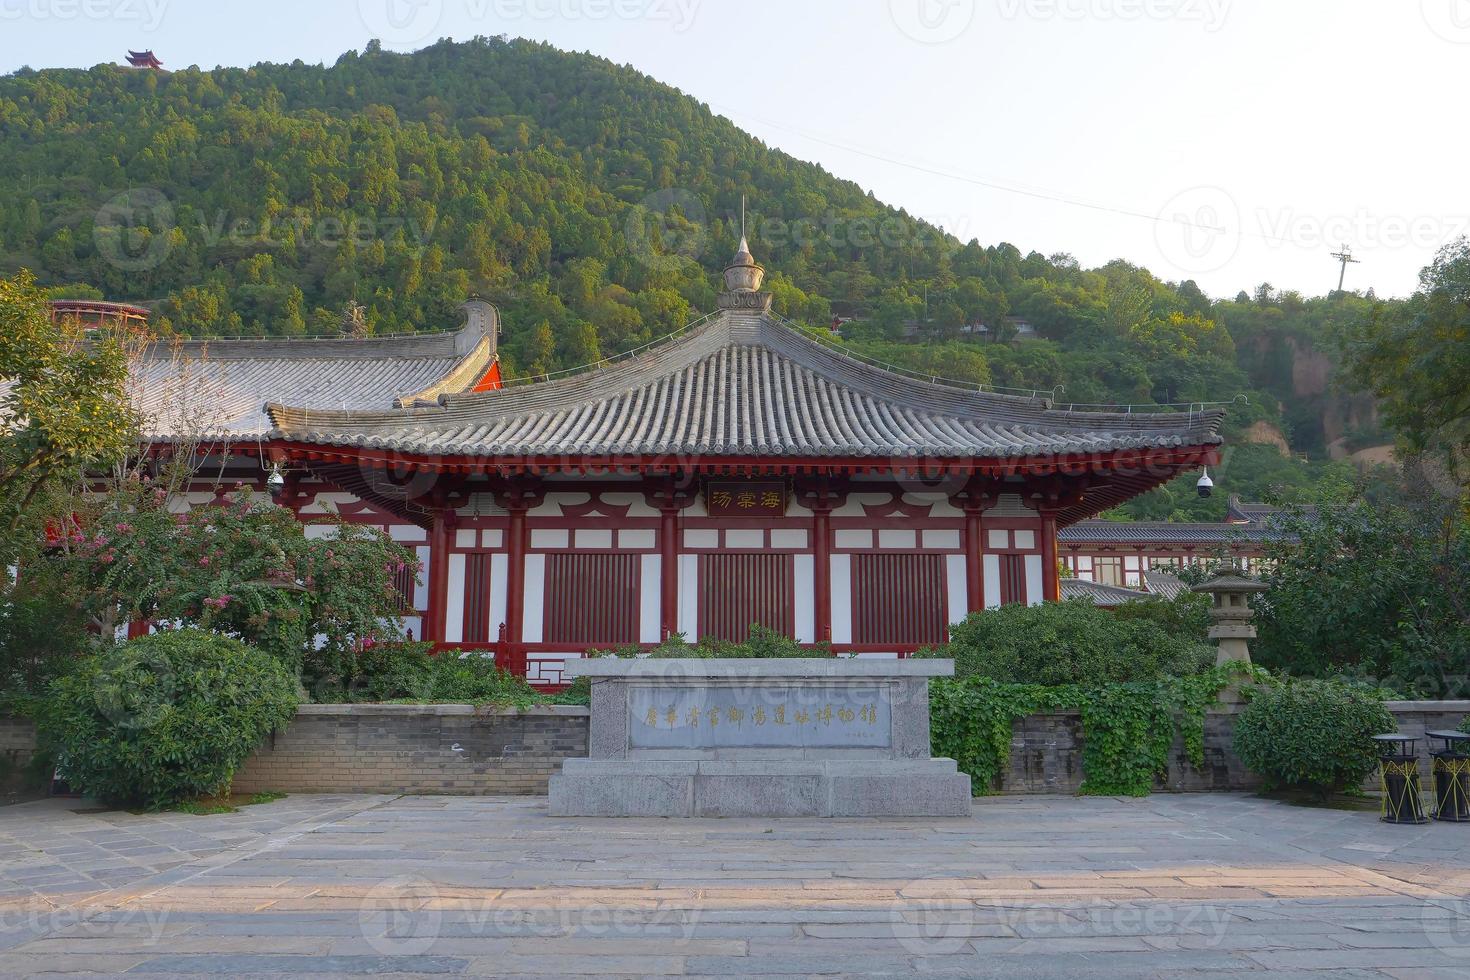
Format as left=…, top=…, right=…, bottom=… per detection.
left=704, top=479, right=787, bottom=518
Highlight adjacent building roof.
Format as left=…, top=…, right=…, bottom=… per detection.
left=267, top=309, right=1224, bottom=461
left=1061, top=578, right=1148, bottom=606
left=1142, top=570, right=1189, bottom=600
left=1226, top=494, right=1280, bottom=524
left=1059, top=518, right=1286, bottom=546
left=135, top=305, right=499, bottom=440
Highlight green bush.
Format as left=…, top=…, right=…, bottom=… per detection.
left=0, top=558, right=96, bottom=715
left=548, top=675, right=591, bottom=706
left=426, top=652, right=541, bottom=705
left=595, top=625, right=827, bottom=659
left=36, top=630, right=298, bottom=809
left=305, top=642, right=540, bottom=706
left=937, top=599, right=1212, bottom=684
left=930, top=666, right=1247, bottom=797
left=1110, top=592, right=1212, bottom=644
left=1233, top=680, right=1395, bottom=797
left=304, top=641, right=437, bottom=702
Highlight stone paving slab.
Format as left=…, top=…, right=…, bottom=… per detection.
left=3, top=793, right=1470, bottom=975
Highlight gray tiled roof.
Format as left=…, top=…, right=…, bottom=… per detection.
left=1061, top=578, right=1147, bottom=606
left=136, top=320, right=496, bottom=439
left=1142, top=571, right=1189, bottom=599
left=267, top=311, right=1225, bottom=459
left=1059, top=520, right=1285, bottom=544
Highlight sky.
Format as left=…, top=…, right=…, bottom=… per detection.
left=2, top=0, right=1466, bottom=299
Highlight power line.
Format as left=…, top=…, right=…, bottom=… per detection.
left=710, top=102, right=1307, bottom=248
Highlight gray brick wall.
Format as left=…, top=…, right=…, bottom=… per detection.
left=0, top=717, right=36, bottom=785
left=230, top=704, right=589, bottom=796
left=4, top=698, right=1462, bottom=797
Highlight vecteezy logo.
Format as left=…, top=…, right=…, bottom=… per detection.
left=1153, top=185, right=1241, bottom=276
left=1422, top=0, right=1470, bottom=43
left=889, top=0, right=976, bottom=43
left=93, top=188, right=175, bottom=273
left=1422, top=872, right=1470, bottom=957
left=623, top=188, right=707, bottom=274
left=890, top=895, right=977, bottom=956
left=360, top=875, right=443, bottom=956
left=92, top=645, right=175, bottom=731
left=358, top=0, right=444, bottom=48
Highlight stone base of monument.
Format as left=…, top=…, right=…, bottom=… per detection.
left=551, top=758, right=971, bottom=817
left=547, top=658, right=971, bottom=818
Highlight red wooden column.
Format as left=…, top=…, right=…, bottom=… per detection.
left=1024, top=476, right=1085, bottom=605
left=644, top=478, right=696, bottom=641
left=813, top=505, right=832, bottom=642
left=952, top=478, right=1000, bottom=614
left=1039, top=508, right=1061, bottom=602
left=494, top=480, right=543, bottom=679
left=421, top=480, right=463, bottom=646
left=797, top=478, right=844, bottom=644
left=963, top=504, right=984, bottom=613
left=659, top=504, right=678, bottom=640
left=502, top=498, right=529, bottom=678
left=424, top=504, right=452, bottom=644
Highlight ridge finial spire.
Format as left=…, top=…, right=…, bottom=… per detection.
left=719, top=194, right=770, bottom=311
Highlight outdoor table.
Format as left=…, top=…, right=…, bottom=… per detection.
left=1426, top=730, right=1470, bottom=823
left=1373, top=734, right=1428, bottom=825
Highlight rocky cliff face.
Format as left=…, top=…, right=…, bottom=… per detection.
left=1244, top=333, right=1379, bottom=457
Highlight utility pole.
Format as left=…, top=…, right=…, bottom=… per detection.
left=1330, top=244, right=1360, bottom=295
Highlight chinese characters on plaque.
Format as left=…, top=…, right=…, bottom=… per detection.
left=627, top=685, right=892, bottom=749
left=704, top=480, right=787, bottom=518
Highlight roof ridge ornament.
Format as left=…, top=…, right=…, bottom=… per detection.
left=719, top=195, right=772, bottom=312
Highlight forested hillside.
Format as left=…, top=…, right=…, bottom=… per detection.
left=0, top=37, right=1388, bottom=517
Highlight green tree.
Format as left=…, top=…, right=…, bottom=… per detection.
left=1254, top=469, right=1470, bottom=696
left=0, top=271, right=138, bottom=564
left=1346, top=238, right=1470, bottom=486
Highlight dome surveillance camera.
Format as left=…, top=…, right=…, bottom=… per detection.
left=1197, top=467, right=1214, bottom=499
left=266, top=466, right=286, bottom=498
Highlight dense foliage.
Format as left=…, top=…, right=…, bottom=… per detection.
left=36, top=630, right=298, bottom=809
left=0, top=39, right=1381, bottom=517
left=1109, top=591, right=1213, bottom=644
left=1344, top=238, right=1470, bottom=488
left=930, top=665, right=1251, bottom=797
left=54, top=481, right=418, bottom=673
left=1232, top=680, right=1395, bottom=797
left=0, top=272, right=138, bottom=567
left=939, top=599, right=1212, bottom=685
left=1254, top=471, right=1470, bottom=697
left=304, top=641, right=540, bottom=706
left=0, top=559, right=94, bottom=714
left=595, top=625, right=823, bottom=659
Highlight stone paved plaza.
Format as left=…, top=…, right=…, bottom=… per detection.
left=2, top=793, right=1470, bottom=977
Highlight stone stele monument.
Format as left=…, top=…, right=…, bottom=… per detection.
left=548, top=658, right=972, bottom=817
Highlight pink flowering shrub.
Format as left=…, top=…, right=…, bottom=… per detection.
left=66, top=479, right=420, bottom=674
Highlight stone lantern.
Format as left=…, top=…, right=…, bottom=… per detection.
left=1192, top=565, right=1269, bottom=666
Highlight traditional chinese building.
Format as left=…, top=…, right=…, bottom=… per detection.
left=133, top=241, right=1224, bottom=685
left=125, top=50, right=163, bottom=70
left=1058, top=496, right=1287, bottom=587
left=50, top=299, right=152, bottom=332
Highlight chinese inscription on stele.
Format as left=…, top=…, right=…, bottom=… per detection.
left=704, top=479, right=787, bottom=518
left=627, top=685, right=892, bottom=749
